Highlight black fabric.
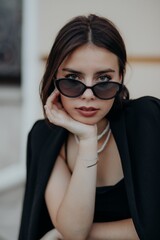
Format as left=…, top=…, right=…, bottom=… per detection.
left=18, top=96, right=160, bottom=240
left=94, top=178, right=131, bottom=222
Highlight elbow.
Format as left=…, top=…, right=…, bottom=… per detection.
left=55, top=212, right=91, bottom=240
left=61, top=228, right=89, bottom=240
left=64, top=235, right=87, bottom=240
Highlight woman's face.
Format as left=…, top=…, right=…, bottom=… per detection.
left=56, top=44, right=121, bottom=130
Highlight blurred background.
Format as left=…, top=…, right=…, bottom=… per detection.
left=0, top=0, right=160, bottom=239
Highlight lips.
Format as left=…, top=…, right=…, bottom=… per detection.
left=76, top=106, right=99, bottom=117
left=78, top=106, right=98, bottom=111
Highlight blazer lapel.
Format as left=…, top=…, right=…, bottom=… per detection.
left=110, top=114, right=143, bottom=238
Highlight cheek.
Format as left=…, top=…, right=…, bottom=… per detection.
left=60, top=95, right=73, bottom=111
left=102, top=99, right=115, bottom=114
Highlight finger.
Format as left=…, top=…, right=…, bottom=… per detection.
left=45, top=104, right=63, bottom=126
left=46, top=89, right=59, bottom=106
left=45, top=104, right=67, bottom=127
left=44, top=104, right=56, bottom=122
left=56, top=101, right=64, bottom=110
left=46, top=91, right=64, bottom=111
left=46, top=89, right=60, bottom=109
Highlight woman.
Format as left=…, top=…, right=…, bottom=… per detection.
left=18, top=14, right=160, bottom=240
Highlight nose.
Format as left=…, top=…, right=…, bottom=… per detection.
left=81, top=87, right=96, bottom=100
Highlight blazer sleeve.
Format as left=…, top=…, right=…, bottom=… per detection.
left=18, top=120, right=53, bottom=240
left=18, top=120, right=68, bottom=240
left=18, top=126, right=35, bottom=239
left=124, top=96, right=160, bottom=239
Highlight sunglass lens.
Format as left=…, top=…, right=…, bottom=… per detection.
left=94, top=82, right=120, bottom=99
left=57, top=79, right=84, bottom=97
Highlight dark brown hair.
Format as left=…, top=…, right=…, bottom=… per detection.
left=40, top=14, right=129, bottom=116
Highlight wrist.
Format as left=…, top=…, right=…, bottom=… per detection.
left=78, top=125, right=97, bottom=141
left=77, top=140, right=98, bottom=168
left=79, top=135, right=97, bottom=142
left=83, top=156, right=99, bottom=168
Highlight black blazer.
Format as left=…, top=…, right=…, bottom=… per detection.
left=18, top=96, right=160, bottom=240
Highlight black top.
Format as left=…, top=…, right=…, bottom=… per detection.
left=94, top=178, right=131, bottom=222
left=18, top=96, right=160, bottom=240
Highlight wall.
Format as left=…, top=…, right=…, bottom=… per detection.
left=38, top=0, right=160, bottom=98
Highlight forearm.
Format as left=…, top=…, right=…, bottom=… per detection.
left=87, top=219, right=139, bottom=240
left=56, top=137, right=98, bottom=239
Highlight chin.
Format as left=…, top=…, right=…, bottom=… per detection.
left=72, top=116, right=99, bottom=125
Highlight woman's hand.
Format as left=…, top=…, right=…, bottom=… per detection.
left=40, top=228, right=63, bottom=240
left=44, top=89, right=97, bottom=140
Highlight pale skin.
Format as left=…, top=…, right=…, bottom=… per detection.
left=44, top=44, right=139, bottom=240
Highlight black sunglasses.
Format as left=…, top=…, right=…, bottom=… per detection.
left=55, top=78, right=122, bottom=100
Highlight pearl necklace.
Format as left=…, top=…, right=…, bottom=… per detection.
left=97, top=122, right=110, bottom=140
left=74, top=122, right=111, bottom=154
left=97, top=128, right=111, bottom=153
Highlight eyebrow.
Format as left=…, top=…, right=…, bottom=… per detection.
left=62, top=68, right=82, bottom=75
left=62, top=68, right=115, bottom=75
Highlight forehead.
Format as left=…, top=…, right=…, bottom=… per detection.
left=59, top=44, right=119, bottom=72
